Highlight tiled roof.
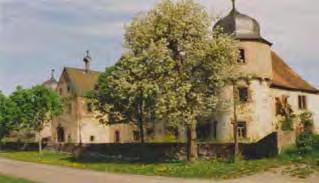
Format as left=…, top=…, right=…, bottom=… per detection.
left=64, top=67, right=101, bottom=96
left=271, top=51, right=319, bottom=93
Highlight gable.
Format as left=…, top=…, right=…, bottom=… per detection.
left=59, top=67, right=101, bottom=97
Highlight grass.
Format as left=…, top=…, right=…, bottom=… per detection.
left=0, top=146, right=318, bottom=179
left=0, top=150, right=286, bottom=179
left=0, top=174, right=35, bottom=183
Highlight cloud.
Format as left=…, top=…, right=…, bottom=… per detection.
left=0, top=0, right=319, bottom=94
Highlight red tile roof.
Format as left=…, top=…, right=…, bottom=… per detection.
left=271, top=51, right=318, bottom=93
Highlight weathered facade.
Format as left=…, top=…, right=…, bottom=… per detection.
left=42, top=4, right=319, bottom=146
left=50, top=53, right=136, bottom=144
left=209, top=5, right=319, bottom=144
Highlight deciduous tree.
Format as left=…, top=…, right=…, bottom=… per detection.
left=91, top=0, right=238, bottom=161
left=10, top=86, right=63, bottom=153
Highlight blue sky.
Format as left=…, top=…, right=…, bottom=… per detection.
left=0, top=0, right=318, bottom=95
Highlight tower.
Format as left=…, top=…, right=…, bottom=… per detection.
left=212, top=1, right=274, bottom=142
left=43, top=69, right=58, bottom=90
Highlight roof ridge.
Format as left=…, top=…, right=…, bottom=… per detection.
left=64, top=66, right=102, bottom=73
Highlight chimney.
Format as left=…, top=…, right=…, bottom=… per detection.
left=83, top=50, right=92, bottom=73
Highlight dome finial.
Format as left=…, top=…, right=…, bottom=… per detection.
left=50, top=69, right=55, bottom=80
left=231, top=0, right=236, bottom=10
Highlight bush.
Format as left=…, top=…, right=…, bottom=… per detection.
left=296, top=133, right=314, bottom=154
left=299, top=111, right=314, bottom=133
left=281, top=116, right=295, bottom=131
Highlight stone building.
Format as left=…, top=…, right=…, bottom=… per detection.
left=207, top=3, right=319, bottom=143
left=45, top=3, right=319, bottom=145
left=50, top=52, right=135, bottom=144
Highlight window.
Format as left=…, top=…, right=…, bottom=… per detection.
left=133, top=131, right=140, bottom=141
left=237, top=121, right=247, bottom=139
left=67, top=85, right=71, bottom=93
left=57, top=125, right=65, bottom=143
left=238, top=49, right=246, bottom=63
left=298, top=95, right=307, bottom=110
left=238, top=87, right=249, bottom=102
left=90, top=135, right=95, bottom=142
left=275, top=97, right=281, bottom=115
left=196, top=123, right=211, bottom=141
left=87, top=103, right=93, bottom=113
left=115, top=131, right=120, bottom=143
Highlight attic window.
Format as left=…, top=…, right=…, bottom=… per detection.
left=238, top=49, right=246, bottom=63
left=298, top=95, right=307, bottom=110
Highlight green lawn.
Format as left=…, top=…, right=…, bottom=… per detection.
left=0, top=174, right=34, bottom=183
left=0, top=148, right=318, bottom=179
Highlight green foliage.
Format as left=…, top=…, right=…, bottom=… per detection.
left=280, top=115, right=295, bottom=131
left=296, top=133, right=314, bottom=154
left=299, top=111, right=314, bottom=133
left=91, top=0, right=239, bottom=148
left=0, top=91, right=17, bottom=142
left=9, top=85, right=63, bottom=132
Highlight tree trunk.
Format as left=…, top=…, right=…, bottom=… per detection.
left=139, top=117, right=145, bottom=144
left=187, top=122, right=198, bottom=162
left=38, top=131, right=42, bottom=155
left=137, top=96, right=145, bottom=144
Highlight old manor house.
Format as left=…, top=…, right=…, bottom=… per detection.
left=41, top=5, right=319, bottom=145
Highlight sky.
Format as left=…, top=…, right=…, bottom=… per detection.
left=0, top=0, right=318, bottom=95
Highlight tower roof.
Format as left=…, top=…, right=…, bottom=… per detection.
left=43, top=69, right=58, bottom=89
left=213, top=2, right=271, bottom=45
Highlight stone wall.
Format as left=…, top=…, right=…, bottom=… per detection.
left=44, top=132, right=278, bottom=161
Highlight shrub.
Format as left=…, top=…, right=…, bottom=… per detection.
left=296, top=133, right=314, bottom=154
left=299, top=111, right=314, bottom=133
left=281, top=116, right=295, bottom=131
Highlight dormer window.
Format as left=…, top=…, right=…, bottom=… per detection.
left=238, top=49, right=246, bottom=63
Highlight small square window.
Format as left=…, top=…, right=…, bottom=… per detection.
left=238, top=49, right=246, bottom=63
left=298, top=95, right=307, bottom=110
left=238, top=87, right=249, bottom=102
left=237, top=121, right=247, bottom=138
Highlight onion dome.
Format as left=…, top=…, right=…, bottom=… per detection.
left=43, top=69, right=58, bottom=90
left=213, top=1, right=271, bottom=45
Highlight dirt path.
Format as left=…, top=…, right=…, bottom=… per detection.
left=0, top=158, right=318, bottom=183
